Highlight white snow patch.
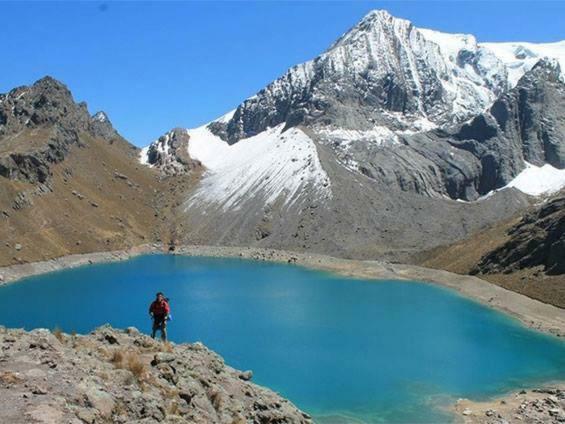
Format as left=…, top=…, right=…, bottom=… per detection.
left=418, top=28, right=508, bottom=122
left=317, top=126, right=400, bottom=147
left=139, top=146, right=150, bottom=165
left=316, top=125, right=402, bottom=173
left=504, top=162, right=565, bottom=196
left=418, top=28, right=476, bottom=62
left=214, top=109, right=236, bottom=124
left=396, top=116, right=438, bottom=134
left=457, top=162, right=565, bottom=202
left=14, top=90, right=27, bottom=101
left=185, top=124, right=331, bottom=211
left=93, top=111, right=108, bottom=123
left=481, top=41, right=565, bottom=87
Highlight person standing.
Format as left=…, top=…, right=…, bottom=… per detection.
left=149, top=292, right=170, bottom=341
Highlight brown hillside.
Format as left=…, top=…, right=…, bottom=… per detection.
left=419, top=193, right=565, bottom=308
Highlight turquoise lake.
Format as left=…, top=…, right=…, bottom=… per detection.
left=0, top=254, right=564, bottom=423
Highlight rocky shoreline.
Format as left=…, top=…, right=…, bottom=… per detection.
left=0, top=325, right=311, bottom=424
left=0, top=244, right=564, bottom=338
left=0, top=244, right=161, bottom=285
left=453, top=386, right=565, bottom=424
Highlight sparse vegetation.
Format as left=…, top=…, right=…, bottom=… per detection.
left=126, top=353, right=145, bottom=381
left=0, top=371, right=23, bottom=385
left=110, top=349, right=124, bottom=365
left=0, top=326, right=310, bottom=423
left=162, top=342, right=174, bottom=353
left=231, top=416, right=246, bottom=424
left=52, top=326, right=64, bottom=342
left=168, top=401, right=179, bottom=416
left=110, top=349, right=146, bottom=384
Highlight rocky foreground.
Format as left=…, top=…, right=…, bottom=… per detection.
left=455, top=387, right=565, bottom=424
left=0, top=326, right=311, bottom=424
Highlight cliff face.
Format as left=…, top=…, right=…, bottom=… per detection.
left=419, top=190, right=565, bottom=308
left=0, top=326, right=311, bottom=424
left=473, top=193, right=565, bottom=276
left=0, top=76, right=123, bottom=185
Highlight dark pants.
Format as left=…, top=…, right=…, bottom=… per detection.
left=151, top=315, right=167, bottom=341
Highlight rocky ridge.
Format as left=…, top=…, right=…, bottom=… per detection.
left=392, top=59, right=565, bottom=200
left=142, top=128, right=201, bottom=177
left=0, top=325, right=311, bottom=424
left=473, top=193, right=565, bottom=276
left=418, top=189, right=565, bottom=308
left=0, top=77, right=181, bottom=267
left=0, top=76, right=120, bottom=185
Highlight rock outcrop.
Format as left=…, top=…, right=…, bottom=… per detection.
left=0, top=76, right=179, bottom=267
left=90, top=111, right=122, bottom=143
left=473, top=193, right=565, bottom=276
left=0, top=325, right=311, bottom=424
left=0, top=77, right=124, bottom=184
left=387, top=59, right=565, bottom=201
left=143, top=128, right=201, bottom=177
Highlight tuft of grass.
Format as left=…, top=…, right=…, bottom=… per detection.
left=111, top=349, right=124, bottom=365
left=52, top=327, right=64, bottom=343
left=114, top=400, right=128, bottom=417
left=126, top=352, right=145, bottom=381
left=99, top=371, right=110, bottom=381
left=109, top=349, right=146, bottom=385
left=162, top=342, right=174, bottom=353
left=168, top=401, right=179, bottom=416
left=0, top=371, right=23, bottom=385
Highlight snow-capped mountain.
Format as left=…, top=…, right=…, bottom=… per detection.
left=215, top=10, right=510, bottom=143
left=140, top=10, right=565, bottom=259
left=213, top=10, right=564, bottom=145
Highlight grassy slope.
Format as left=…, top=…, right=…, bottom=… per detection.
left=418, top=206, right=565, bottom=308
left=0, top=132, right=167, bottom=266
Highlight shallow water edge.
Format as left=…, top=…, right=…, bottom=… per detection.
left=0, top=243, right=563, bottom=339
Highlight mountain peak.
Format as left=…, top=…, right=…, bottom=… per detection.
left=90, top=110, right=123, bottom=141
left=530, top=57, right=562, bottom=78
left=93, top=111, right=109, bottom=123
left=330, top=9, right=412, bottom=50
left=360, top=9, right=394, bottom=22
left=32, top=75, right=70, bottom=93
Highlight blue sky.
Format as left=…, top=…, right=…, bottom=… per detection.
left=2, top=1, right=564, bottom=147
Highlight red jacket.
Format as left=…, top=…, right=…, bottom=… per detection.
left=149, top=299, right=170, bottom=317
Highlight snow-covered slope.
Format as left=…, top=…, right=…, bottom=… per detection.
left=482, top=41, right=565, bottom=87
left=182, top=124, right=331, bottom=211
left=504, top=162, right=565, bottom=196
left=462, top=162, right=565, bottom=201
